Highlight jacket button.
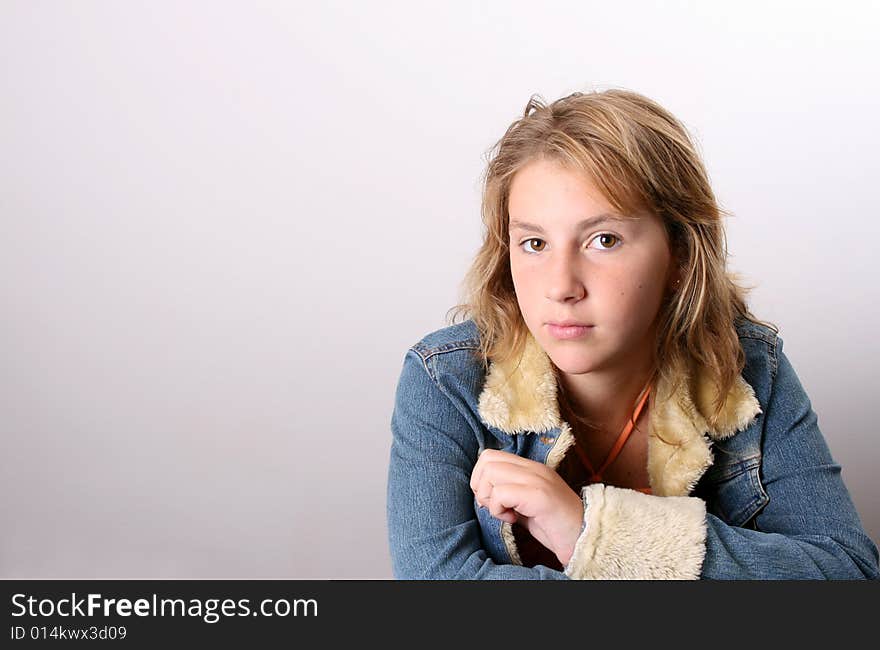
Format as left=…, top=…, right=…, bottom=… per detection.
left=539, top=435, right=555, bottom=444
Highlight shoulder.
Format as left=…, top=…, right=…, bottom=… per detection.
left=723, top=317, right=814, bottom=462
left=399, top=320, right=487, bottom=414
left=697, top=319, right=787, bottom=489
left=734, top=316, right=783, bottom=386
left=409, top=319, right=483, bottom=364
left=734, top=316, right=778, bottom=347
left=394, top=319, right=489, bottom=442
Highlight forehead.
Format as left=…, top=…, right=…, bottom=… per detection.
left=507, top=158, right=644, bottom=225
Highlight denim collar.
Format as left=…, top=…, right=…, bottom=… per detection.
left=476, top=332, right=762, bottom=497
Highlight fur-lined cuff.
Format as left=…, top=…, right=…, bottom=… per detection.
left=563, top=484, right=707, bottom=580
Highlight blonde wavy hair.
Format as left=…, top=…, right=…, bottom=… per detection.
left=448, top=88, right=777, bottom=430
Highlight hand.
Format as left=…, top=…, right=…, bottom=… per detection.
left=470, top=449, right=585, bottom=566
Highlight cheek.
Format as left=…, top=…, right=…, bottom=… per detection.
left=605, top=273, right=666, bottom=320
left=510, top=262, right=533, bottom=296
left=509, top=265, right=541, bottom=321
left=636, top=277, right=668, bottom=316
left=511, top=275, right=534, bottom=308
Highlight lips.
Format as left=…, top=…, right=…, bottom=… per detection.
left=546, top=322, right=594, bottom=340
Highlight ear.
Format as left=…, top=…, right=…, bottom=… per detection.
left=669, top=267, right=683, bottom=291
left=665, top=252, right=684, bottom=293
left=661, top=220, right=686, bottom=294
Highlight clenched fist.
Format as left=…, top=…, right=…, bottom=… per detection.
left=470, top=448, right=586, bottom=566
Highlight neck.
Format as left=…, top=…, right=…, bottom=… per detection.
left=556, top=348, right=656, bottom=437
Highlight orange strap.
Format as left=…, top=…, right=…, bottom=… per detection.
left=573, top=380, right=652, bottom=492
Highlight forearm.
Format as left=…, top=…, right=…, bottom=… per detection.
left=563, top=484, right=707, bottom=580
left=700, top=513, right=880, bottom=579
left=390, top=543, right=570, bottom=580
left=561, top=484, right=879, bottom=580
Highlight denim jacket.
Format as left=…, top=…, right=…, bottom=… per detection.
left=386, top=318, right=879, bottom=579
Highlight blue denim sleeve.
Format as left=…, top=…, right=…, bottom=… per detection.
left=387, top=349, right=569, bottom=580
left=700, top=338, right=880, bottom=579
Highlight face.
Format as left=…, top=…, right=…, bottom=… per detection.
left=507, top=157, right=675, bottom=376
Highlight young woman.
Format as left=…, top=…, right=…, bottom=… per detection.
left=386, top=89, right=879, bottom=579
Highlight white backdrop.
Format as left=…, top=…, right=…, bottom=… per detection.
left=2, top=0, right=877, bottom=578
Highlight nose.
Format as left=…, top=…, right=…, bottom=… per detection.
left=544, top=248, right=586, bottom=303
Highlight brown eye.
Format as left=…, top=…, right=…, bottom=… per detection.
left=522, top=238, right=546, bottom=253
left=592, top=233, right=621, bottom=250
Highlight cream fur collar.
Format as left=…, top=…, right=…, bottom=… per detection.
left=477, top=332, right=762, bottom=497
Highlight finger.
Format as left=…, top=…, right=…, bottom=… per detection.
left=469, top=452, right=486, bottom=493
left=471, top=449, right=526, bottom=481
left=478, top=448, right=545, bottom=469
left=474, top=459, right=544, bottom=501
left=485, top=482, right=534, bottom=520
left=496, top=509, right=518, bottom=525
left=471, top=449, right=544, bottom=493
left=470, top=449, right=504, bottom=492
left=474, top=465, right=529, bottom=508
left=473, top=469, right=540, bottom=516
left=475, top=478, right=494, bottom=508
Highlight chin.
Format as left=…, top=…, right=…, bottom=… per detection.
left=544, top=346, right=604, bottom=375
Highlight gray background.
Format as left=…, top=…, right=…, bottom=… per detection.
left=2, top=0, right=877, bottom=578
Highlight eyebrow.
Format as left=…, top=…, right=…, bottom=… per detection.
left=508, top=212, right=633, bottom=234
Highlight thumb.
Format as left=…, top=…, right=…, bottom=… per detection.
left=498, top=509, right=518, bottom=524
